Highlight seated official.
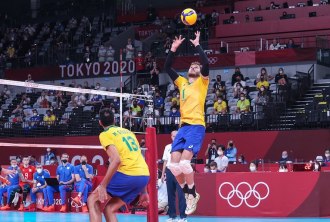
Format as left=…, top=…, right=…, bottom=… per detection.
left=72, top=155, right=94, bottom=213
left=44, top=153, right=74, bottom=212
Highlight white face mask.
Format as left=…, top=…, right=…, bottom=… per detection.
left=211, top=169, right=217, bottom=173
left=11, top=164, right=17, bottom=168
left=204, top=168, right=209, bottom=173
left=37, top=169, right=42, bottom=174
left=240, top=97, right=245, bottom=101
left=172, top=109, right=177, bottom=113
left=325, top=153, right=330, bottom=158
left=282, top=155, right=288, bottom=159
left=111, top=109, right=115, bottom=113
left=33, top=113, right=37, bottom=116
left=250, top=166, right=256, bottom=172
left=260, top=88, right=265, bottom=92
left=218, top=100, right=222, bottom=103
left=218, top=151, right=223, bottom=156
left=279, top=70, right=283, bottom=74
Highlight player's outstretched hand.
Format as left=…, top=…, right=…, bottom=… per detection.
left=95, top=185, right=109, bottom=203
left=138, top=193, right=149, bottom=207
left=190, top=31, right=200, bottom=47
left=171, top=35, right=185, bottom=52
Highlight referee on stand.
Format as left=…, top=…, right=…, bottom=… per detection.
left=161, top=131, right=187, bottom=222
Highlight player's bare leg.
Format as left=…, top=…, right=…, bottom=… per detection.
left=103, top=197, right=125, bottom=222
left=181, top=149, right=200, bottom=215
left=88, top=192, right=106, bottom=222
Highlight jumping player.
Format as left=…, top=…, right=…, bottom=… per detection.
left=164, top=31, right=209, bottom=215
left=87, top=108, right=150, bottom=222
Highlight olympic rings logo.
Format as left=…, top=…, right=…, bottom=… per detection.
left=218, top=182, right=270, bottom=208
left=70, top=197, right=83, bottom=208
left=207, top=57, right=218, bottom=64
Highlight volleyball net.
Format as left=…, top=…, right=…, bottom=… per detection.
left=0, top=79, right=158, bottom=222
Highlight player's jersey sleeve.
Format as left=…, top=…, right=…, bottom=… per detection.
left=45, top=172, right=50, bottom=178
left=88, top=165, right=94, bottom=175
left=74, top=166, right=79, bottom=175
left=99, top=131, right=115, bottom=150
left=33, top=173, right=37, bottom=181
left=174, top=76, right=188, bottom=90
left=56, top=166, right=60, bottom=177
left=70, top=165, right=75, bottom=174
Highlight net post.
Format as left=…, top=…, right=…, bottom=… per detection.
left=145, top=127, right=158, bottom=222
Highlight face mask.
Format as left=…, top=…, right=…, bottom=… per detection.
left=211, top=169, right=217, bottom=173
left=282, top=155, right=288, bottom=159
left=218, top=100, right=222, bottom=103
left=240, top=97, right=245, bottom=101
left=238, top=159, right=242, bottom=163
left=218, top=151, right=223, bottom=156
left=260, top=88, right=265, bottom=91
left=177, top=95, right=180, bottom=98
left=114, top=99, right=117, bottom=102
left=172, top=109, right=177, bottom=113
left=237, top=86, right=241, bottom=89
left=250, top=166, right=256, bottom=172
left=50, top=160, right=55, bottom=164
left=111, top=109, right=115, bottom=113
left=37, top=169, right=42, bottom=174
left=61, top=159, right=68, bottom=164
left=279, top=70, right=283, bottom=74
left=47, top=149, right=51, bottom=152
left=261, top=71, right=265, bottom=74
left=17, top=159, right=21, bottom=163
left=33, top=113, right=37, bottom=116
left=11, top=164, right=17, bottom=168
left=204, top=168, right=209, bottom=173
left=325, top=153, right=330, bottom=158
left=81, top=160, right=87, bottom=165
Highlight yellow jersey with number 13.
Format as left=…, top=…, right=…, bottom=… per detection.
left=99, top=126, right=149, bottom=176
left=175, top=76, right=209, bottom=126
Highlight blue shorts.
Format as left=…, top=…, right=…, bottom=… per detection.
left=171, top=125, right=206, bottom=155
left=106, top=172, right=149, bottom=204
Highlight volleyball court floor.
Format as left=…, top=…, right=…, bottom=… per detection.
left=1, top=212, right=330, bottom=222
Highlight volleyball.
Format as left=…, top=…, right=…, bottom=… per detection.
left=181, top=8, right=197, bottom=26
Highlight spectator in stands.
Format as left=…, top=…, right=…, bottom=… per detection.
left=98, top=44, right=106, bottom=62
left=83, top=46, right=91, bottom=63
left=209, top=161, right=218, bottom=173
left=203, top=164, right=210, bottom=173
left=286, top=39, right=298, bottom=49
left=12, top=104, right=23, bottom=115
left=256, top=68, right=274, bottom=83
left=324, top=149, right=330, bottom=165
left=249, top=161, right=258, bottom=172
left=125, top=38, right=135, bottom=61
left=275, top=68, right=289, bottom=86
left=157, top=173, right=168, bottom=214
left=36, top=90, right=50, bottom=108
left=214, top=145, right=229, bottom=172
left=256, top=86, right=269, bottom=106
left=25, top=74, right=34, bottom=94
left=171, top=92, right=180, bottom=108
left=313, top=161, right=321, bottom=172
left=233, top=82, right=245, bottom=99
left=164, top=37, right=171, bottom=55
left=278, top=164, right=288, bottom=172
left=204, top=139, right=218, bottom=164
left=225, top=140, right=237, bottom=163
left=154, top=16, right=162, bottom=26
left=229, top=16, right=238, bottom=24
left=237, top=154, right=247, bottom=164
left=232, top=67, right=244, bottom=86
left=20, top=93, right=31, bottom=108
left=44, top=147, right=55, bottom=165
left=6, top=43, right=16, bottom=59
left=256, top=74, right=270, bottom=90
left=154, top=92, right=164, bottom=113
left=72, top=155, right=94, bottom=213
left=43, top=110, right=56, bottom=125
left=269, top=38, right=280, bottom=50
left=0, top=158, right=20, bottom=210
left=29, top=164, right=50, bottom=211
left=279, top=150, right=292, bottom=164
left=135, top=51, right=145, bottom=73
left=29, top=155, right=39, bottom=166
left=26, top=109, right=41, bottom=130
left=213, top=75, right=226, bottom=95
left=1, top=85, right=11, bottom=100
left=83, top=81, right=90, bottom=89
left=49, top=157, right=57, bottom=166
left=69, top=86, right=86, bottom=107
left=55, top=90, right=67, bottom=108
left=106, top=44, right=115, bottom=62
left=211, top=10, right=219, bottom=26
left=86, top=90, right=103, bottom=106
left=213, top=96, right=227, bottom=114
left=150, top=61, right=160, bottom=86
left=236, top=93, right=250, bottom=113
left=131, top=100, right=142, bottom=130
left=45, top=153, right=74, bottom=212
left=144, top=51, right=154, bottom=71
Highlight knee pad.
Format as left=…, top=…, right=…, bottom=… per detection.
left=168, top=162, right=182, bottom=176
left=179, top=160, right=193, bottom=174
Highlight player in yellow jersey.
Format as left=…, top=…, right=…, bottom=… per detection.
left=87, top=108, right=150, bottom=222
left=164, top=31, right=209, bottom=215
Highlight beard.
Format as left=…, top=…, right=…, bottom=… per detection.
left=188, top=72, right=200, bottom=78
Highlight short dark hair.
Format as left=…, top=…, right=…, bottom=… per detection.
left=217, top=144, right=226, bottom=152
left=99, top=108, right=114, bottom=127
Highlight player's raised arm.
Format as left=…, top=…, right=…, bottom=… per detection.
left=164, top=35, right=185, bottom=82
left=190, top=31, right=209, bottom=77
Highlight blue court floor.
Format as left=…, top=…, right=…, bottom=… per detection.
left=1, top=212, right=330, bottom=222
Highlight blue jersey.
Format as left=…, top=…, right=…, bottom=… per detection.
left=56, top=163, right=74, bottom=183
left=74, top=164, right=94, bottom=181
left=7, top=166, right=19, bottom=186
left=33, top=170, right=50, bottom=186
